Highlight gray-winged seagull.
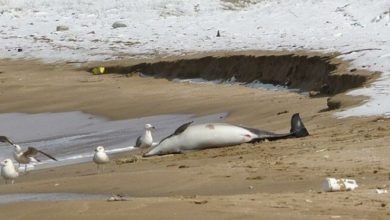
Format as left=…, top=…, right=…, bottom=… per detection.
left=0, top=136, right=57, bottom=172
left=134, top=124, right=156, bottom=148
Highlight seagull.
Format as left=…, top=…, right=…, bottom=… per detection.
left=1, top=158, right=19, bottom=184
left=0, top=136, right=57, bottom=172
left=0, top=136, right=14, bottom=145
left=93, top=146, right=109, bottom=173
left=13, top=144, right=57, bottom=172
left=134, top=124, right=156, bottom=149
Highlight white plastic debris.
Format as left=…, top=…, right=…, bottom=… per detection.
left=322, top=178, right=358, bottom=192
left=107, top=194, right=129, bottom=202
left=376, top=189, right=388, bottom=194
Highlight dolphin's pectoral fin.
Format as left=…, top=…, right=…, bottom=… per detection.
left=143, top=149, right=182, bottom=157
left=169, top=150, right=182, bottom=155
left=174, top=121, right=193, bottom=135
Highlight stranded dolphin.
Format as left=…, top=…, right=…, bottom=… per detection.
left=144, top=113, right=309, bottom=157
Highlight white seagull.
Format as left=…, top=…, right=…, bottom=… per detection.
left=1, top=158, right=19, bottom=184
left=93, top=146, right=109, bottom=173
left=134, top=124, right=156, bottom=148
left=0, top=136, right=57, bottom=172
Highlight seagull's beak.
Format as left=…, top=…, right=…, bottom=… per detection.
left=94, top=149, right=98, bottom=152
left=152, top=126, right=156, bottom=130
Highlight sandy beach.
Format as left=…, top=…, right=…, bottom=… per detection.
left=0, top=56, right=389, bottom=220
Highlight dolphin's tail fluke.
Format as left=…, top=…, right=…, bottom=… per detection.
left=290, top=113, right=309, bottom=138
left=249, top=113, right=309, bottom=143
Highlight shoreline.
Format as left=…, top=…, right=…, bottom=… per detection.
left=0, top=48, right=377, bottom=120
left=0, top=111, right=228, bottom=171
left=0, top=57, right=389, bottom=219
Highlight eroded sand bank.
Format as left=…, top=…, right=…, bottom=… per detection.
left=0, top=54, right=389, bottom=219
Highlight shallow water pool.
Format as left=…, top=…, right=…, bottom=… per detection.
left=0, top=193, right=108, bottom=204
left=0, top=111, right=227, bottom=169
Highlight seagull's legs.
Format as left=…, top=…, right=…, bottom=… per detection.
left=102, top=164, right=105, bottom=173
left=11, top=179, right=14, bottom=184
left=96, top=164, right=100, bottom=174
left=24, top=164, right=28, bottom=173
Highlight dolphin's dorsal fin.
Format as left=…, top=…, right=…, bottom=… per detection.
left=157, top=121, right=194, bottom=146
left=174, top=121, right=193, bottom=135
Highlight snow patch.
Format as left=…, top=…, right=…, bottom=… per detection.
left=0, top=0, right=390, bottom=117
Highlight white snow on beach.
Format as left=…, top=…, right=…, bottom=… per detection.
left=0, top=0, right=389, bottom=117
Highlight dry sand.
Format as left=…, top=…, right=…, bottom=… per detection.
left=0, top=56, right=389, bottom=219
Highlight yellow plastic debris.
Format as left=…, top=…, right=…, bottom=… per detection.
left=92, top=66, right=105, bottom=75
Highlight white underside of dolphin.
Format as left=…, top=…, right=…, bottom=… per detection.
left=144, top=113, right=309, bottom=157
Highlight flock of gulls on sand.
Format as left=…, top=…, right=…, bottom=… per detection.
left=1, top=113, right=309, bottom=184
left=0, top=123, right=156, bottom=184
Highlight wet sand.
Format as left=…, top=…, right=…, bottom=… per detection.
left=0, top=111, right=228, bottom=169
left=0, top=57, right=389, bottom=219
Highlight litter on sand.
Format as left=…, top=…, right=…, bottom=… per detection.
left=322, top=178, right=358, bottom=192
left=91, top=66, right=105, bottom=75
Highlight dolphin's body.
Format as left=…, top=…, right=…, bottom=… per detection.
left=144, top=113, right=309, bottom=157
